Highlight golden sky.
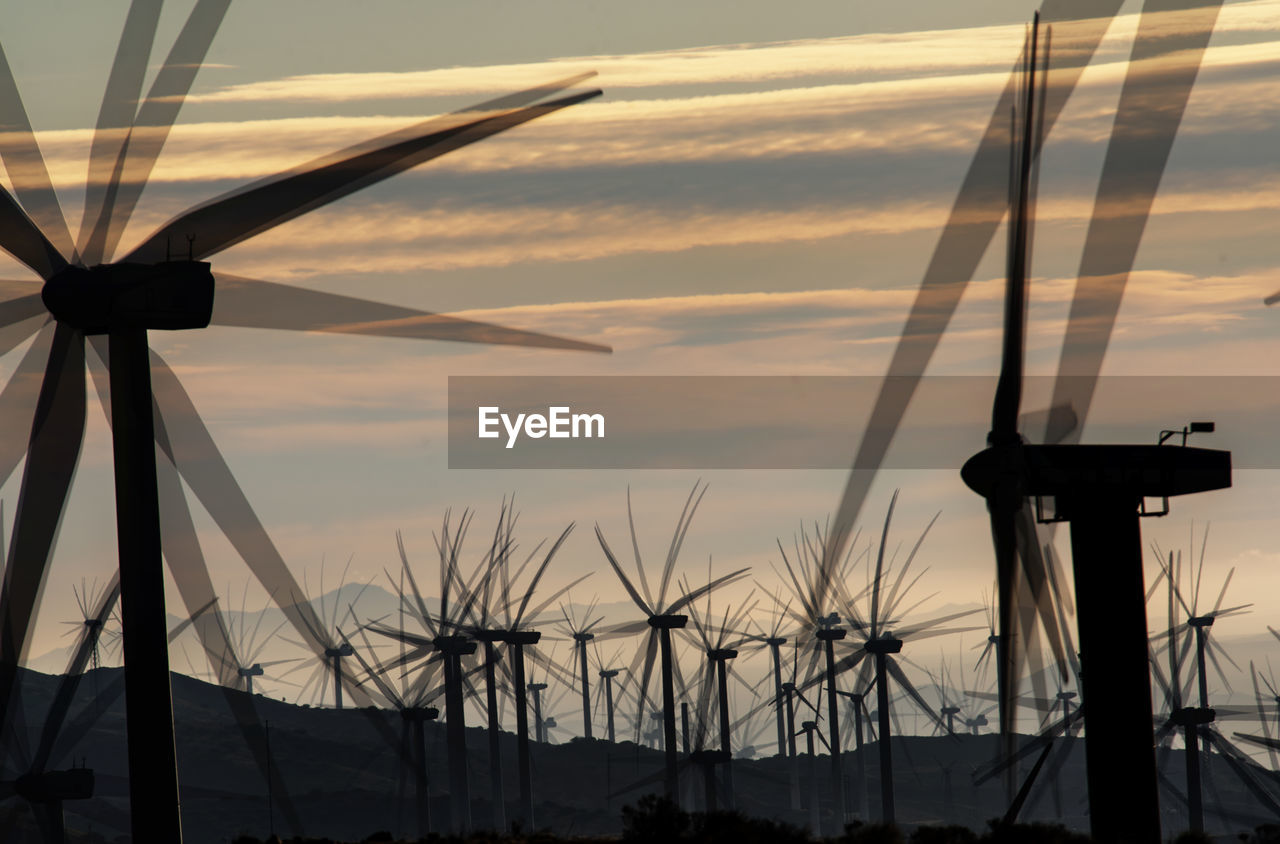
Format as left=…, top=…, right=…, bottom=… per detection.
left=0, top=0, right=1277, bottom=726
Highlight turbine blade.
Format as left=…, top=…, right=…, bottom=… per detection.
left=595, top=525, right=652, bottom=616
left=0, top=185, right=66, bottom=279
left=819, top=1, right=1121, bottom=573
left=82, top=0, right=232, bottom=264
left=121, top=85, right=602, bottom=264
left=1047, top=0, right=1223, bottom=436
left=29, top=573, right=120, bottom=774
left=88, top=335, right=244, bottom=686
left=76, top=0, right=164, bottom=262
left=0, top=324, right=87, bottom=762
left=0, top=40, right=74, bottom=262
left=0, top=321, right=56, bottom=488
left=147, top=350, right=351, bottom=673
left=209, top=272, right=609, bottom=352
left=0, top=287, right=46, bottom=333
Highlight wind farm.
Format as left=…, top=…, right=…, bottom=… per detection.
left=0, top=0, right=1278, bottom=842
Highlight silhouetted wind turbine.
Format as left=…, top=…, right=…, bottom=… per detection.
left=215, top=583, right=298, bottom=697
left=479, top=506, right=582, bottom=827
left=596, top=481, right=748, bottom=807
left=833, top=492, right=977, bottom=825
left=1245, top=660, right=1280, bottom=771
left=747, top=590, right=793, bottom=758
left=0, top=4, right=608, bottom=840
left=60, top=580, right=122, bottom=675
left=346, top=618, right=441, bottom=839
left=559, top=596, right=606, bottom=741
left=956, top=13, right=1231, bottom=843
left=591, top=643, right=633, bottom=745
left=683, top=579, right=758, bottom=809
left=1148, top=540, right=1257, bottom=834
left=283, top=557, right=373, bottom=710
left=772, top=515, right=864, bottom=831
left=811, top=3, right=1224, bottom=838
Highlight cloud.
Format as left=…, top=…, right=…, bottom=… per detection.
left=178, top=1, right=1280, bottom=104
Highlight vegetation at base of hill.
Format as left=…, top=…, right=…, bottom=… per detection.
left=220, top=796, right=1277, bottom=844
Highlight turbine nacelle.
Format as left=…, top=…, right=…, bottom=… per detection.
left=401, top=706, right=439, bottom=723
left=41, top=261, right=214, bottom=333
left=647, top=614, right=687, bottom=630
left=503, top=630, right=541, bottom=646
left=865, top=636, right=903, bottom=655
left=238, top=664, right=264, bottom=678
left=432, top=635, right=476, bottom=657
left=689, top=748, right=730, bottom=764
left=13, top=768, right=94, bottom=804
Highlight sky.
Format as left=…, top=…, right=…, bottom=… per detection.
left=1, top=0, right=1279, bottom=732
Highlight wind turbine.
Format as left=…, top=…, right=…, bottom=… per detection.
left=0, top=3, right=608, bottom=840
left=214, top=582, right=298, bottom=697
left=682, top=580, right=758, bottom=810
left=772, top=515, right=864, bottom=831
left=834, top=491, right=978, bottom=825
left=1149, top=541, right=1262, bottom=835
left=956, top=14, right=1230, bottom=843
left=595, top=481, right=748, bottom=807
left=559, top=596, right=606, bottom=741
left=591, top=642, right=633, bottom=745
left=747, top=590, right=793, bottom=758
left=60, top=580, right=121, bottom=675
left=369, top=505, right=580, bottom=831
left=812, top=2, right=1225, bottom=838
left=281, top=557, right=374, bottom=710
left=344, top=612, right=446, bottom=841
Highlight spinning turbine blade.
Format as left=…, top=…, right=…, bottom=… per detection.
left=83, top=0, right=233, bottom=264
left=0, top=187, right=66, bottom=280
left=210, top=273, right=611, bottom=352
left=147, top=350, right=338, bottom=663
left=122, top=83, right=602, bottom=265
left=0, top=324, right=87, bottom=760
left=822, top=0, right=1121, bottom=568
left=77, top=0, right=163, bottom=262
left=87, top=336, right=240, bottom=685
left=29, top=573, right=119, bottom=775
left=0, top=40, right=74, bottom=262
left=1048, top=0, right=1224, bottom=434
left=0, top=322, right=56, bottom=487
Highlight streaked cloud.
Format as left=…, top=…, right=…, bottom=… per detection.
left=179, top=1, right=1280, bottom=104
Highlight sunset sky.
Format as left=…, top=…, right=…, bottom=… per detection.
left=1, top=0, right=1278, bottom=710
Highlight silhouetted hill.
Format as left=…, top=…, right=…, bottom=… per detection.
left=4, top=667, right=1277, bottom=842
